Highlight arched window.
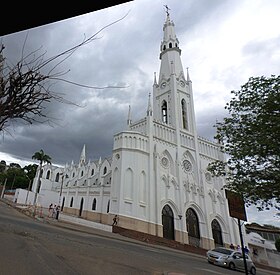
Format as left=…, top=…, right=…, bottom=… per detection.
left=186, top=208, right=200, bottom=247
left=162, top=100, right=168, bottom=124
left=103, top=167, right=107, bottom=175
left=211, top=219, right=223, bottom=247
left=70, top=197, right=73, bottom=207
left=91, top=169, right=94, bottom=176
left=169, top=42, right=172, bottom=48
left=40, top=169, right=43, bottom=177
left=84, top=179, right=87, bottom=186
left=163, top=45, right=166, bottom=51
left=81, top=171, right=84, bottom=177
left=175, top=43, right=178, bottom=47
left=72, top=172, right=75, bottom=178
left=181, top=99, right=188, bottom=130
left=46, top=170, right=51, bottom=179
left=55, top=173, right=59, bottom=182
left=92, top=198, right=96, bottom=210
left=107, top=200, right=110, bottom=213
left=79, top=198, right=83, bottom=216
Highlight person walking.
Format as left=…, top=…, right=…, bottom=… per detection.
left=112, top=215, right=119, bottom=226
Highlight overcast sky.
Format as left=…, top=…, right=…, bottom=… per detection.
left=1, top=0, right=279, bottom=227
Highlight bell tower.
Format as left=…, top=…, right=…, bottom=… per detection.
left=153, top=7, right=197, bottom=137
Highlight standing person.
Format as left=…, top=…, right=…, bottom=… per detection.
left=48, top=203, right=53, bottom=217
left=244, top=246, right=250, bottom=254
left=237, top=245, right=242, bottom=252
left=55, top=205, right=60, bottom=220
left=52, top=204, right=57, bottom=218
left=230, top=243, right=235, bottom=250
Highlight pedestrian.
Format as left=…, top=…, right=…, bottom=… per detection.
left=55, top=205, right=60, bottom=220
left=112, top=215, right=119, bottom=226
left=48, top=203, right=53, bottom=217
left=52, top=204, right=57, bottom=218
left=236, top=245, right=242, bottom=252
left=244, top=246, right=250, bottom=254
left=230, top=243, right=235, bottom=250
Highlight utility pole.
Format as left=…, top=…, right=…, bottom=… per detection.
left=58, top=174, right=64, bottom=207
left=24, top=170, right=32, bottom=205
left=238, top=219, right=249, bottom=275
left=1, top=178, right=7, bottom=198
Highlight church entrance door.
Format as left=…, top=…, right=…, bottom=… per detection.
left=162, top=204, right=175, bottom=240
left=211, top=219, right=223, bottom=247
left=186, top=208, right=200, bottom=247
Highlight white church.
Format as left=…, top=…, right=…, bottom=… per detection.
left=25, top=11, right=241, bottom=250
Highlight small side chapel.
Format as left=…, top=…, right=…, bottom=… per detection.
left=32, top=10, right=240, bottom=250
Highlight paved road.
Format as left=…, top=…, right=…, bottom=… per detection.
left=0, top=200, right=278, bottom=275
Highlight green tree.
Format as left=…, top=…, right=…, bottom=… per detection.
left=0, top=162, right=38, bottom=190
left=275, top=239, right=280, bottom=252
left=32, top=149, right=52, bottom=173
left=208, top=75, right=280, bottom=210
left=9, top=163, right=21, bottom=169
left=0, top=160, right=6, bottom=173
left=23, top=164, right=38, bottom=181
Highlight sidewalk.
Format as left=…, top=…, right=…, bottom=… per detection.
left=2, top=198, right=280, bottom=274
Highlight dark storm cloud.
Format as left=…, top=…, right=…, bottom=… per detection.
left=0, top=0, right=279, bottom=168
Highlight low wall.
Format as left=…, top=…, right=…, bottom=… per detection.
left=113, top=226, right=208, bottom=256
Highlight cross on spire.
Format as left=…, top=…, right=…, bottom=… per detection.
left=164, top=5, right=170, bottom=16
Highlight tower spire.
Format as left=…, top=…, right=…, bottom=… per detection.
left=146, top=92, right=153, bottom=116
left=79, top=144, right=86, bottom=165
left=127, top=104, right=132, bottom=127
left=159, top=7, right=182, bottom=78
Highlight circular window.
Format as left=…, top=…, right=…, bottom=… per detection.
left=161, top=157, right=169, bottom=168
left=182, top=160, right=192, bottom=172
left=180, top=80, right=185, bottom=87
left=205, top=172, right=212, bottom=182
left=161, top=82, right=166, bottom=89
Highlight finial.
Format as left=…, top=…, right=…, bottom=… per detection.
left=147, top=92, right=153, bottom=116
left=127, top=104, right=132, bottom=126
left=164, top=4, right=170, bottom=16
left=153, top=72, right=157, bottom=85
left=186, top=67, right=191, bottom=82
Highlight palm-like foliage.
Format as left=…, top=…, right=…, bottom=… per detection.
left=32, top=149, right=52, bottom=167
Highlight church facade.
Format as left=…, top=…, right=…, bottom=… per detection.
left=32, top=12, right=240, bottom=250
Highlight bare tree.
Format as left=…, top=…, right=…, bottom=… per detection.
left=0, top=12, right=129, bottom=133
